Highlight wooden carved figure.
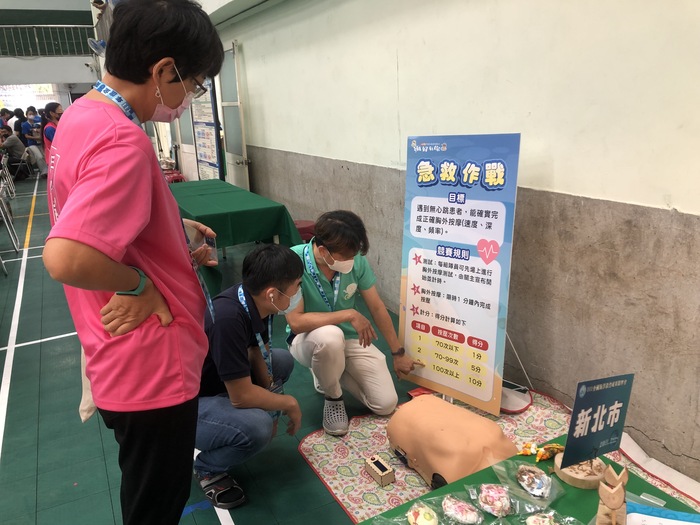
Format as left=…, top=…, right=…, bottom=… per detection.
left=595, top=465, right=629, bottom=525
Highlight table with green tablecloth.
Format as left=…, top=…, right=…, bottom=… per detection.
left=170, top=179, right=302, bottom=295
left=361, top=435, right=698, bottom=523
left=170, top=179, right=302, bottom=248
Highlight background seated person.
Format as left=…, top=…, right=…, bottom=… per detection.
left=25, top=145, right=48, bottom=177
left=0, top=125, right=47, bottom=178
left=195, top=243, right=304, bottom=509
left=286, top=210, right=421, bottom=436
left=0, top=125, right=30, bottom=180
left=12, top=108, right=28, bottom=147
left=0, top=108, right=12, bottom=127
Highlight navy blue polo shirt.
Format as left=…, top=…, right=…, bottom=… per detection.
left=198, top=284, right=271, bottom=397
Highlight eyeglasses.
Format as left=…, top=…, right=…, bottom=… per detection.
left=174, top=64, right=208, bottom=100
left=192, top=77, right=208, bottom=99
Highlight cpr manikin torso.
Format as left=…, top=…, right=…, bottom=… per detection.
left=386, top=395, right=517, bottom=487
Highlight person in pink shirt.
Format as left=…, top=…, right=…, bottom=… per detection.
left=42, top=1, right=224, bottom=524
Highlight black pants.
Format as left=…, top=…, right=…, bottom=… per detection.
left=99, top=397, right=198, bottom=525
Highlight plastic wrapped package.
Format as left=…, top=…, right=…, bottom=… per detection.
left=422, top=493, right=484, bottom=525
left=466, top=483, right=545, bottom=517
left=362, top=502, right=439, bottom=525
left=492, top=459, right=566, bottom=508
left=507, top=509, right=585, bottom=525
left=406, top=501, right=440, bottom=525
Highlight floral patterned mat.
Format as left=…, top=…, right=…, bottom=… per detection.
left=298, top=392, right=699, bottom=523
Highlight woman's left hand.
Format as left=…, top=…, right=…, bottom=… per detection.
left=191, top=244, right=217, bottom=267
left=100, top=277, right=173, bottom=336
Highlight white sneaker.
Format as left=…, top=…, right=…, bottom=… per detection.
left=323, top=398, right=349, bottom=436
left=310, top=369, right=324, bottom=395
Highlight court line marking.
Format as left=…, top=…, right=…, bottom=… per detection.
left=0, top=254, right=43, bottom=263
left=1, top=245, right=43, bottom=256
left=0, top=177, right=39, bottom=460
left=0, top=331, right=78, bottom=353
left=14, top=192, right=47, bottom=198
left=14, top=213, right=49, bottom=218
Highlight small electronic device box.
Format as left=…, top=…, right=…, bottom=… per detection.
left=364, top=455, right=395, bottom=487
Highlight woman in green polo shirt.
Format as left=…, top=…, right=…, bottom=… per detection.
left=286, top=210, right=421, bottom=436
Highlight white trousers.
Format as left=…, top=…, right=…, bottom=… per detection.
left=27, top=146, right=47, bottom=175
left=290, top=325, right=398, bottom=415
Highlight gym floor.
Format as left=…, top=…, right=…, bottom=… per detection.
left=0, top=178, right=413, bottom=525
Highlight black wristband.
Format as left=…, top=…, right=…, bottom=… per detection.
left=391, top=347, right=405, bottom=357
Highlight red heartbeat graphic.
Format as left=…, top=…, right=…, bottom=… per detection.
left=477, top=239, right=500, bottom=265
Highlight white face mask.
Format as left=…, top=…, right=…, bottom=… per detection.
left=272, top=287, right=303, bottom=315
left=150, top=65, right=194, bottom=123
left=322, top=249, right=355, bottom=274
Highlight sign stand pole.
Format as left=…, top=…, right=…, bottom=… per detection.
left=500, top=331, right=534, bottom=413
left=506, top=331, right=534, bottom=390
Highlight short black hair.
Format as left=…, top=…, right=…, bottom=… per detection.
left=1, top=125, right=12, bottom=134
left=26, top=106, right=37, bottom=114
left=242, top=244, right=303, bottom=296
left=0, top=108, right=11, bottom=117
left=105, top=0, right=224, bottom=84
left=314, top=210, right=369, bottom=256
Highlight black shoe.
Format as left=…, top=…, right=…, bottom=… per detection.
left=195, top=471, right=247, bottom=509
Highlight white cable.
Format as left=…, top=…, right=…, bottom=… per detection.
left=506, top=331, right=534, bottom=391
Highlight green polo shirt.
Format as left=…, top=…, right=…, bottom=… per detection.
left=288, top=240, right=377, bottom=339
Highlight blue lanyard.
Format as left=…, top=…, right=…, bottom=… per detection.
left=304, top=244, right=340, bottom=311
left=94, top=81, right=141, bottom=125
left=93, top=82, right=212, bottom=321
left=237, top=285, right=273, bottom=379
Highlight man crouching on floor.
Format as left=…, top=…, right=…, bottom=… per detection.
left=194, top=243, right=304, bottom=508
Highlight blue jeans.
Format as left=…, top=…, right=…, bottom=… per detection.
left=194, top=348, right=294, bottom=477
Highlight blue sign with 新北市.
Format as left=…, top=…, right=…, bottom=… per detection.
left=560, top=373, right=634, bottom=468
left=399, top=134, right=520, bottom=416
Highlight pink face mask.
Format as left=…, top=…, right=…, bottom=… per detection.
left=150, top=65, right=195, bottom=123
left=151, top=90, right=194, bottom=122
